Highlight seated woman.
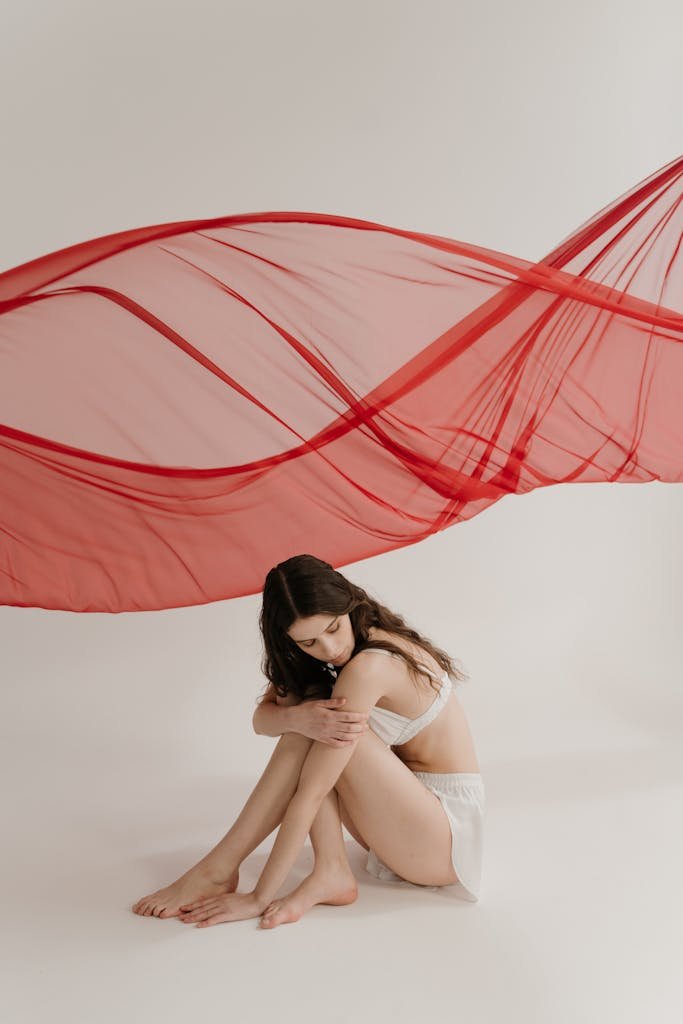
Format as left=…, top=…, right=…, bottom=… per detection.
left=132, top=552, right=485, bottom=929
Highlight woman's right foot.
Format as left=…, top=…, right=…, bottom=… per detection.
left=132, top=865, right=239, bottom=919
left=259, top=866, right=358, bottom=929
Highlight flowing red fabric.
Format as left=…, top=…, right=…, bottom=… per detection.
left=1, top=157, right=682, bottom=612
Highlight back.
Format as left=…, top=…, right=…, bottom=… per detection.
left=355, top=629, right=480, bottom=774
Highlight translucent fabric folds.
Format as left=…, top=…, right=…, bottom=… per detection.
left=0, top=156, right=681, bottom=612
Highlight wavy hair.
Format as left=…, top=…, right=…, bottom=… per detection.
left=256, top=553, right=469, bottom=705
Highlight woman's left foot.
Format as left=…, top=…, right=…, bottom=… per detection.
left=132, top=866, right=239, bottom=919
left=259, top=867, right=358, bottom=929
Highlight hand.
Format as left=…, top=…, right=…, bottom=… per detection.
left=297, top=698, right=370, bottom=746
left=178, top=890, right=267, bottom=927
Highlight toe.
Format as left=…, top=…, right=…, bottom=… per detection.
left=264, top=906, right=288, bottom=928
left=259, top=904, right=277, bottom=927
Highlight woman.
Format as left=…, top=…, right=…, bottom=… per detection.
left=132, top=553, right=484, bottom=928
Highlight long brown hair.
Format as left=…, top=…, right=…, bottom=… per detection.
left=256, top=553, right=470, bottom=705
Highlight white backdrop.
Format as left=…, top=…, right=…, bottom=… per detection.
left=1, top=2, right=682, bottom=1022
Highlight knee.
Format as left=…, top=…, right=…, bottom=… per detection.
left=277, top=731, right=313, bottom=750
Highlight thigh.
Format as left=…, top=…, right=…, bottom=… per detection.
left=334, top=729, right=458, bottom=887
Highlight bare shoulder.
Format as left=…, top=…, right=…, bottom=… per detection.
left=341, top=639, right=390, bottom=679
left=333, top=652, right=392, bottom=709
left=362, top=627, right=443, bottom=679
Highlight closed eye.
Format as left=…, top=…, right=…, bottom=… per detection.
left=303, top=623, right=339, bottom=648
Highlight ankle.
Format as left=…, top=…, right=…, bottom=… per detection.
left=312, top=858, right=353, bottom=878
left=194, top=856, right=239, bottom=883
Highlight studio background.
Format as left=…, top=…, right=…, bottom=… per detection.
left=1, top=1, right=681, bottom=1022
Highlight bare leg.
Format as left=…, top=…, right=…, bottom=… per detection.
left=133, top=732, right=353, bottom=918
left=309, top=787, right=353, bottom=868
left=260, top=786, right=359, bottom=930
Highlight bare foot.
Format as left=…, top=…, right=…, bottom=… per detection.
left=132, top=865, right=239, bottom=919
left=259, top=867, right=358, bottom=929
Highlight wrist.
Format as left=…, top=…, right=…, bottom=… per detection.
left=282, top=704, right=299, bottom=733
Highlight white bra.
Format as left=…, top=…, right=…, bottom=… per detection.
left=327, top=647, right=452, bottom=747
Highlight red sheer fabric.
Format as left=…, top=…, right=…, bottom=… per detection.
left=1, top=156, right=681, bottom=612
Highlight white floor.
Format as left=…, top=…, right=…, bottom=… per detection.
left=2, top=603, right=681, bottom=1024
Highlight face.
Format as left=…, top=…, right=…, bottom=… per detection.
left=286, top=612, right=355, bottom=666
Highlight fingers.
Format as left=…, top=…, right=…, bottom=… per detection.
left=178, top=896, right=218, bottom=915
left=180, top=902, right=220, bottom=923
left=336, top=728, right=368, bottom=744
left=329, top=701, right=369, bottom=725
left=340, top=721, right=370, bottom=739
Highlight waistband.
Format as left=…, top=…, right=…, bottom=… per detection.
left=412, top=770, right=485, bottom=795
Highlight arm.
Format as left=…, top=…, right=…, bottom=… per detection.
left=253, top=658, right=386, bottom=905
left=253, top=679, right=333, bottom=737
left=252, top=700, right=301, bottom=737
left=253, top=681, right=304, bottom=737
